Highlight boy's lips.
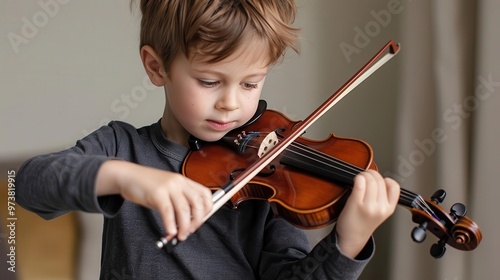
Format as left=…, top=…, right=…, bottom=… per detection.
left=206, top=120, right=235, bottom=131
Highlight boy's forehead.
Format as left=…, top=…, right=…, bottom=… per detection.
left=189, top=36, right=272, bottom=67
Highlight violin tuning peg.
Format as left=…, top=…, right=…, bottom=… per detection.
left=450, top=203, right=467, bottom=218
left=431, top=189, right=446, bottom=204
left=430, top=239, right=447, bottom=259
left=411, top=221, right=428, bottom=243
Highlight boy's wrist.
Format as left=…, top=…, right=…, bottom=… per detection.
left=95, top=160, right=129, bottom=197
left=336, top=231, right=372, bottom=260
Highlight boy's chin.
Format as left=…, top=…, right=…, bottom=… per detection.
left=191, top=131, right=227, bottom=143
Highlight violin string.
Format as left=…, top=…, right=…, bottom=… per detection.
left=244, top=132, right=438, bottom=219
left=416, top=196, right=439, bottom=219
left=284, top=143, right=360, bottom=184
left=398, top=191, right=439, bottom=219
left=288, top=141, right=362, bottom=176
left=279, top=140, right=438, bottom=218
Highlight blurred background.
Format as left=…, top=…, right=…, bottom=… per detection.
left=1, top=0, right=498, bottom=279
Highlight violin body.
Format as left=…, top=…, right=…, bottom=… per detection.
left=183, top=109, right=376, bottom=229
left=183, top=108, right=482, bottom=255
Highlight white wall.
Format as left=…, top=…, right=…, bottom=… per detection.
left=1, top=1, right=401, bottom=279
left=1, top=1, right=164, bottom=160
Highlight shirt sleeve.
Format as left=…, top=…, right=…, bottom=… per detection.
left=260, top=215, right=374, bottom=280
left=16, top=124, right=124, bottom=220
left=281, top=230, right=374, bottom=279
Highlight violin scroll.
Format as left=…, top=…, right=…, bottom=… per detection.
left=409, top=189, right=482, bottom=258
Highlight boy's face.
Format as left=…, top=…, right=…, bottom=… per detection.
left=161, top=42, right=269, bottom=145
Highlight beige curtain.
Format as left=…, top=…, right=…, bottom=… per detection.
left=389, top=1, right=499, bottom=279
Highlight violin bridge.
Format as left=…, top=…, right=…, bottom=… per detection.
left=258, top=131, right=279, bottom=158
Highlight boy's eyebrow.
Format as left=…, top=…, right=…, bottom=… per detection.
left=191, top=68, right=268, bottom=79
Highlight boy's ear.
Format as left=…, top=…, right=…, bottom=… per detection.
left=140, top=45, right=166, bottom=86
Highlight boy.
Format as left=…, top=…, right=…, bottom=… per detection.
left=17, top=0, right=400, bottom=279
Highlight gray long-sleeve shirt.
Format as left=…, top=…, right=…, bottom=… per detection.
left=17, top=120, right=373, bottom=279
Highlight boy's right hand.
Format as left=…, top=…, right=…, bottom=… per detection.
left=95, top=160, right=213, bottom=242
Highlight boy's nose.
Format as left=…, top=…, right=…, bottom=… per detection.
left=216, top=87, right=240, bottom=111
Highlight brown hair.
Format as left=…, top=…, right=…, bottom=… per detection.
left=138, top=0, right=300, bottom=70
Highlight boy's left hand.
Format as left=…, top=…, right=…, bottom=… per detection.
left=335, top=170, right=400, bottom=259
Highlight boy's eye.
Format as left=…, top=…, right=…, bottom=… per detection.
left=197, top=79, right=258, bottom=90
left=243, top=83, right=258, bottom=90
left=198, top=80, right=219, bottom=87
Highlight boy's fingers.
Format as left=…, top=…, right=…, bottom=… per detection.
left=172, top=195, right=193, bottom=241
left=189, top=196, right=207, bottom=232
left=384, top=177, right=401, bottom=206
left=158, top=194, right=177, bottom=240
left=352, top=174, right=367, bottom=201
left=362, top=170, right=379, bottom=203
left=187, top=184, right=213, bottom=233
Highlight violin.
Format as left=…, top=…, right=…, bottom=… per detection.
left=157, top=40, right=482, bottom=258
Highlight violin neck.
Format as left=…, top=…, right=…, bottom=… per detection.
left=280, top=145, right=418, bottom=208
